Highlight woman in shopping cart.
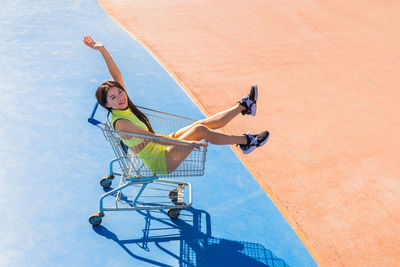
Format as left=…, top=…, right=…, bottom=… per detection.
left=84, top=36, right=269, bottom=173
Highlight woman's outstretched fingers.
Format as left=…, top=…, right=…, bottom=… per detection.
left=83, top=36, right=104, bottom=50
left=83, top=36, right=90, bottom=46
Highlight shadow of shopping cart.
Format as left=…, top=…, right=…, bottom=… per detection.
left=93, top=207, right=289, bottom=267
left=88, top=103, right=207, bottom=225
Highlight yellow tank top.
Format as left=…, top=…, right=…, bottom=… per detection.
left=111, top=108, right=149, bottom=147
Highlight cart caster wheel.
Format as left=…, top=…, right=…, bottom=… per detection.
left=169, top=190, right=178, bottom=203
left=100, top=174, right=114, bottom=188
left=169, top=190, right=178, bottom=199
left=167, top=209, right=181, bottom=219
left=169, top=184, right=184, bottom=204
left=89, top=212, right=104, bottom=226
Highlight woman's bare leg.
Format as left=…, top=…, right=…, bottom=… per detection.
left=171, top=104, right=246, bottom=139
left=166, top=124, right=247, bottom=172
left=177, top=124, right=246, bottom=145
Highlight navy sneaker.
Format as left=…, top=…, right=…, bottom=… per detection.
left=238, top=84, right=258, bottom=116
left=239, top=130, right=269, bottom=154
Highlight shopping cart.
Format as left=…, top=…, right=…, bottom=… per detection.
left=88, top=102, right=207, bottom=225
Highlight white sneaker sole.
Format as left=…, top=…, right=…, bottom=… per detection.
left=251, top=85, right=258, bottom=116
left=253, top=85, right=258, bottom=101
left=250, top=103, right=257, bottom=117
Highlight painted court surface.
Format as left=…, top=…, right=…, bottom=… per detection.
left=99, top=1, right=400, bottom=266
left=1, top=0, right=399, bottom=266
left=1, top=0, right=316, bottom=266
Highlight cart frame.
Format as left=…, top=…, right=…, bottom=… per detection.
left=88, top=102, right=207, bottom=225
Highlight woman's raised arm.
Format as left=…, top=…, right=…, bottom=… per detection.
left=83, top=36, right=125, bottom=89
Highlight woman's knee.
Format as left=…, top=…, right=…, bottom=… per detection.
left=193, top=124, right=209, bottom=135
left=195, top=119, right=207, bottom=126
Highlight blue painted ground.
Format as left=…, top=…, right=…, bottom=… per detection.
left=0, top=0, right=317, bottom=266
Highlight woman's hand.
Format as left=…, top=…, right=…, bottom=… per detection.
left=83, top=35, right=124, bottom=86
left=190, top=140, right=208, bottom=149
left=83, top=36, right=104, bottom=50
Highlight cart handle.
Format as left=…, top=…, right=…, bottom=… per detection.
left=88, top=102, right=101, bottom=125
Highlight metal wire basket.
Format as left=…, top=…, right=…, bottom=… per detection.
left=101, top=105, right=207, bottom=179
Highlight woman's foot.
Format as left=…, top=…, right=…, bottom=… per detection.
left=238, top=84, right=258, bottom=116
left=238, top=130, right=269, bottom=154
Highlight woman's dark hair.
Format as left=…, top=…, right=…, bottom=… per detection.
left=96, top=81, right=155, bottom=133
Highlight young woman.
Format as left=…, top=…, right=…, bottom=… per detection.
left=83, top=36, right=269, bottom=173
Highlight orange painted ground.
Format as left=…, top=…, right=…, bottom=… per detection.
left=98, top=1, right=400, bottom=266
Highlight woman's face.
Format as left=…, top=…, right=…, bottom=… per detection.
left=106, top=86, right=128, bottom=110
